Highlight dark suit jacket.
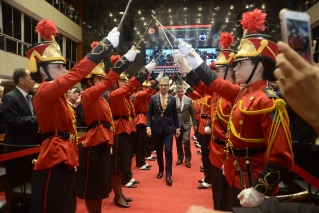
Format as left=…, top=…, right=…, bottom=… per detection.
left=176, top=95, right=197, bottom=129
left=146, top=94, right=180, bottom=134
left=2, top=87, right=39, bottom=145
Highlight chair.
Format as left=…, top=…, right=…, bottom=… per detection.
left=0, top=143, right=39, bottom=213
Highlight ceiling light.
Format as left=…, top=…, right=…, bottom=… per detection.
left=261, top=4, right=266, bottom=9
left=119, top=12, right=124, bottom=14
left=114, top=19, right=117, bottom=22
left=230, top=5, right=234, bottom=9
left=168, top=8, right=171, bottom=12
left=138, top=10, right=141, bottom=14
left=183, top=7, right=187, bottom=11
left=109, top=13, right=113, bottom=17
left=198, top=7, right=202, bottom=11
left=141, top=17, right=145, bottom=20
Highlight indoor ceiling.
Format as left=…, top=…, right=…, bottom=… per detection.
left=82, top=0, right=298, bottom=67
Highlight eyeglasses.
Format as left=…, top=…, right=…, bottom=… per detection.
left=159, top=84, right=168, bottom=87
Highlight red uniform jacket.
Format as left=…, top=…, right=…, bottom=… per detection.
left=197, top=94, right=212, bottom=135
left=188, top=64, right=293, bottom=195
left=33, top=57, right=99, bottom=170
left=108, top=77, right=141, bottom=135
left=207, top=78, right=293, bottom=193
left=81, top=71, right=119, bottom=147
left=126, top=96, right=136, bottom=133
left=195, top=81, right=233, bottom=169
left=133, top=87, right=156, bottom=125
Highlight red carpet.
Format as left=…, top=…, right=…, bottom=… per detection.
left=76, top=134, right=213, bottom=213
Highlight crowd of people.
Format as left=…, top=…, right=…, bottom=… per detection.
left=1, top=7, right=319, bottom=213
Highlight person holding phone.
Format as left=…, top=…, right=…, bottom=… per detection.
left=280, top=9, right=313, bottom=64
left=174, top=9, right=294, bottom=209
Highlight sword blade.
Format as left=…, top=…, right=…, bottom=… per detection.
left=155, top=50, right=163, bottom=62
left=136, top=18, right=153, bottom=48
left=151, top=14, right=177, bottom=40
left=117, top=0, right=132, bottom=31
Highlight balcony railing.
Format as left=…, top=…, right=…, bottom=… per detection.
left=0, top=33, right=31, bottom=56
left=300, top=0, right=319, bottom=11
left=45, top=0, right=81, bottom=25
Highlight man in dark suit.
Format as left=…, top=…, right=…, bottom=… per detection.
left=2, top=68, right=39, bottom=206
left=175, top=85, right=197, bottom=168
left=146, top=77, right=180, bottom=186
left=2, top=68, right=39, bottom=146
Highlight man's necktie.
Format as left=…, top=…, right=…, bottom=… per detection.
left=179, top=98, right=182, bottom=111
left=161, top=96, right=166, bottom=111
left=26, top=95, right=34, bottom=115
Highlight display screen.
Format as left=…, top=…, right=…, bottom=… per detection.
left=145, top=24, right=218, bottom=78
left=286, top=19, right=312, bottom=63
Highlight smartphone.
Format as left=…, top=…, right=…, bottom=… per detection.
left=280, top=9, right=313, bottom=64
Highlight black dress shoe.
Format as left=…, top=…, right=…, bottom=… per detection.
left=198, top=183, right=212, bottom=189
left=148, top=156, right=157, bottom=161
left=166, top=176, right=172, bottom=186
left=198, top=179, right=203, bottom=183
left=123, top=182, right=137, bottom=188
left=197, top=150, right=202, bottom=155
left=114, top=198, right=130, bottom=208
left=131, top=179, right=140, bottom=184
left=124, top=197, right=133, bottom=202
left=157, top=172, right=163, bottom=179
left=186, top=161, right=191, bottom=168
left=176, top=159, right=183, bottom=165
left=200, top=168, right=204, bottom=172
left=200, top=166, right=204, bottom=169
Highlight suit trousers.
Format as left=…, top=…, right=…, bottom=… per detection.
left=122, top=132, right=135, bottom=184
left=200, top=133, right=212, bottom=184
left=154, top=130, right=173, bottom=176
left=135, top=124, right=147, bottom=167
left=211, top=164, right=228, bottom=211
left=175, top=126, right=191, bottom=162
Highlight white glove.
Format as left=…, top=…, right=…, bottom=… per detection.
left=169, top=84, right=176, bottom=91
left=204, top=126, right=212, bottom=134
left=145, top=60, right=156, bottom=75
left=124, top=45, right=140, bottom=62
left=178, top=38, right=193, bottom=57
left=169, top=79, right=173, bottom=86
left=173, top=51, right=192, bottom=74
left=237, top=187, right=265, bottom=207
left=106, top=27, right=120, bottom=48
left=221, top=164, right=225, bottom=175
left=156, top=71, right=164, bottom=82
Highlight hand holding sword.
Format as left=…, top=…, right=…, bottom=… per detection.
left=109, top=0, right=132, bottom=51
left=151, top=14, right=195, bottom=58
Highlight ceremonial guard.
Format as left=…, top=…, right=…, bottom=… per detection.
left=76, top=42, right=131, bottom=213
left=175, top=9, right=293, bottom=208
left=133, top=74, right=163, bottom=170
left=107, top=55, right=156, bottom=208
left=190, top=32, right=237, bottom=210
left=26, top=19, right=120, bottom=213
